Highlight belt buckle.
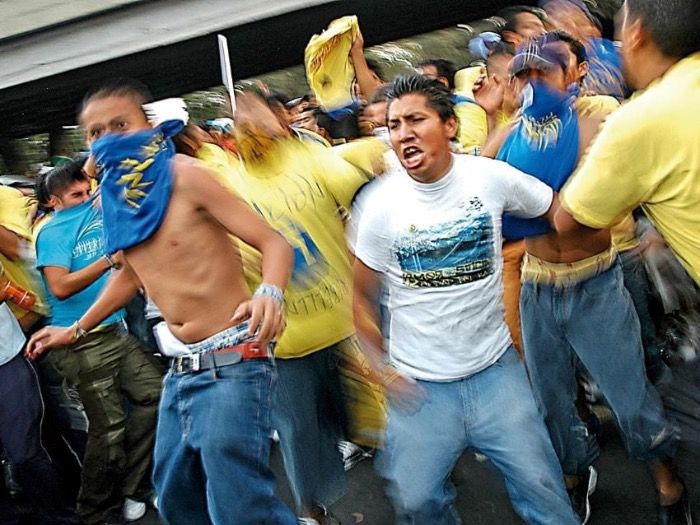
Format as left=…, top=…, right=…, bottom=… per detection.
left=190, top=353, right=200, bottom=372
left=174, top=357, right=184, bottom=374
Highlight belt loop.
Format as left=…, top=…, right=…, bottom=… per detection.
left=210, top=352, right=220, bottom=380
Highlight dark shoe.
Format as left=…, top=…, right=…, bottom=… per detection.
left=568, top=466, right=598, bottom=525
left=658, top=486, right=693, bottom=525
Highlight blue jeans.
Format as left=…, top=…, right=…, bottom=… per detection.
left=520, top=261, right=678, bottom=476
left=378, top=347, right=578, bottom=525
left=153, top=360, right=296, bottom=525
left=272, top=345, right=347, bottom=512
left=619, top=249, right=669, bottom=384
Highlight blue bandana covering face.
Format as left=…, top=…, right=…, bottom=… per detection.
left=91, top=119, right=184, bottom=253
left=497, top=79, right=580, bottom=240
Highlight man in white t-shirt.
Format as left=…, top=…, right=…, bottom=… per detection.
left=352, top=75, right=578, bottom=524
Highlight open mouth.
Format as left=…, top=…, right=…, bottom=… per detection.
left=401, top=145, right=424, bottom=169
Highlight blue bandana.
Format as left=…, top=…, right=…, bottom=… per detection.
left=583, top=37, right=628, bottom=100
left=91, top=120, right=184, bottom=253
left=497, top=79, right=580, bottom=241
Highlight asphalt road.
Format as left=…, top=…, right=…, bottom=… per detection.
left=109, top=429, right=699, bottom=524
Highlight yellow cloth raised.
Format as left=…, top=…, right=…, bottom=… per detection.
left=221, top=137, right=373, bottom=358
left=305, top=15, right=359, bottom=111
left=454, top=66, right=484, bottom=99
left=562, top=53, right=700, bottom=284
left=455, top=102, right=488, bottom=155
left=0, top=186, right=48, bottom=320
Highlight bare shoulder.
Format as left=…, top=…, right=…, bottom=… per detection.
left=171, top=154, right=211, bottom=184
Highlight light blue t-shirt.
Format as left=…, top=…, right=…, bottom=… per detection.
left=36, top=199, right=124, bottom=328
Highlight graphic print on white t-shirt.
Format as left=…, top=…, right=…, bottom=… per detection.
left=394, top=196, right=495, bottom=288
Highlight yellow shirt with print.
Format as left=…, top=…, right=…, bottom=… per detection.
left=0, top=186, right=48, bottom=321
left=561, top=52, right=700, bottom=284
left=202, top=138, right=373, bottom=358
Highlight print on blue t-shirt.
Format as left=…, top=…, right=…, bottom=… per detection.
left=36, top=198, right=124, bottom=327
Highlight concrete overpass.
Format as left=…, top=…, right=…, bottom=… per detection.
left=0, top=0, right=532, bottom=139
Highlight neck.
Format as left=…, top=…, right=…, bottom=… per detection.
left=411, top=154, right=453, bottom=185
left=633, top=50, right=679, bottom=90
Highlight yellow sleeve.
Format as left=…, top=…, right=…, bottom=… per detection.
left=454, top=102, right=487, bottom=153
left=333, top=137, right=388, bottom=177
left=312, top=143, right=373, bottom=211
left=0, top=187, right=33, bottom=240
left=561, top=104, right=662, bottom=228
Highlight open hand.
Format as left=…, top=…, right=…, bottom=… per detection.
left=231, top=295, right=286, bottom=346
left=26, top=326, right=75, bottom=360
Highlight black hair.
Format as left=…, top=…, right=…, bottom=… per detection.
left=37, top=160, right=88, bottom=203
left=418, top=59, right=457, bottom=90
left=549, top=30, right=587, bottom=66
left=498, top=6, right=545, bottom=36
left=367, top=83, right=392, bottom=105
left=625, top=0, right=700, bottom=58
left=489, top=41, right=516, bottom=59
left=80, top=77, right=152, bottom=118
left=386, top=75, right=455, bottom=122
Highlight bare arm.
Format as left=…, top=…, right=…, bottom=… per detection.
left=353, top=258, right=424, bottom=408
left=350, top=31, right=383, bottom=100
left=473, top=74, right=512, bottom=157
left=0, top=225, right=22, bottom=261
left=178, top=158, right=293, bottom=343
left=352, top=258, right=386, bottom=377
left=553, top=204, right=602, bottom=235
left=42, top=257, right=112, bottom=300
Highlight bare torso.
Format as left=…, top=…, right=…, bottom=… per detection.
left=525, top=228, right=611, bottom=263
left=124, top=155, right=249, bottom=343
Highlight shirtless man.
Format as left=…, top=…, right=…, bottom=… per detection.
left=27, top=79, right=297, bottom=525
left=495, top=35, right=683, bottom=523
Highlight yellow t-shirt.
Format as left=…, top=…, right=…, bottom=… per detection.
left=219, top=138, right=372, bottom=358
left=455, top=102, right=488, bottom=155
left=197, top=142, right=241, bottom=176
left=0, top=186, right=48, bottom=321
left=562, top=52, right=700, bottom=284
left=333, top=137, right=388, bottom=177
left=572, top=94, right=639, bottom=252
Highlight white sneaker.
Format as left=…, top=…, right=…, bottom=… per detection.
left=123, top=498, right=147, bottom=521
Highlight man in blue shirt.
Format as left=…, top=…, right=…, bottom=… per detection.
left=35, top=161, right=162, bottom=525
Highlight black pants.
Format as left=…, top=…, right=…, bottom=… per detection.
left=0, top=352, right=78, bottom=525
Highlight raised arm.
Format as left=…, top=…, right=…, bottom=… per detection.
left=350, top=31, right=383, bottom=101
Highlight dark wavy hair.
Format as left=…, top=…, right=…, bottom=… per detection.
left=386, top=75, right=455, bottom=122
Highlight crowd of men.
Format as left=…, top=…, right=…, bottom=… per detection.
left=1, top=0, right=699, bottom=524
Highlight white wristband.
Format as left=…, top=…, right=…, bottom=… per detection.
left=254, top=283, right=284, bottom=305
